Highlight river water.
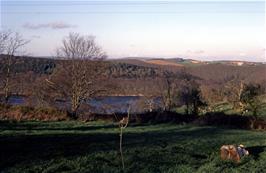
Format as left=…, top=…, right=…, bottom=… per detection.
left=7, top=96, right=162, bottom=113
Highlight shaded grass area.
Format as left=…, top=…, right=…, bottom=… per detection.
left=0, top=121, right=266, bottom=173
left=202, top=101, right=266, bottom=118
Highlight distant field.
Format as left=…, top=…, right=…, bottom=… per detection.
left=0, top=121, right=266, bottom=173
left=144, top=59, right=184, bottom=67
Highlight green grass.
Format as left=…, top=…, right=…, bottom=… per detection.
left=201, top=101, right=266, bottom=118
left=0, top=121, right=266, bottom=173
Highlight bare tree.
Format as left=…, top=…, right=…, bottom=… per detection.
left=200, top=83, right=226, bottom=112
left=224, top=75, right=246, bottom=113
left=47, top=32, right=107, bottom=118
left=156, top=70, right=179, bottom=111
left=156, top=68, right=196, bottom=112
left=179, top=79, right=206, bottom=115
left=0, top=31, right=29, bottom=103
left=143, top=95, right=156, bottom=112
left=0, top=30, right=11, bottom=54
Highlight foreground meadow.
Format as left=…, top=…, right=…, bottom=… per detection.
left=0, top=121, right=266, bottom=173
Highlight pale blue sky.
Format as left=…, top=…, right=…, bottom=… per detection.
left=1, top=0, right=265, bottom=61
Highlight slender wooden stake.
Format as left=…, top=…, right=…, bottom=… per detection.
left=120, top=126, right=125, bottom=170
left=119, top=106, right=130, bottom=172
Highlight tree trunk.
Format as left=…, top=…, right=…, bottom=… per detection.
left=192, top=100, right=198, bottom=115
left=148, top=100, right=153, bottom=112
left=4, top=78, right=10, bottom=104
left=4, top=56, right=11, bottom=104
left=185, top=102, right=189, bottom=115
left=119, top=127, right=125, bottom=171
left=70, top=95, right=80, bottom=119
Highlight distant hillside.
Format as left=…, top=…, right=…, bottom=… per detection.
left=0, top=55, right=265, bottom=97
left=142, top=59, right=184, bottom=67
left=110, top=57, right=266, bottom=84
left=210, top=60, right=263, bottom=66
left=0, top=55, right=56, bottom=74
left=1, top=55, right=264, bottom=82
left=112, top=57, right=264, bottom=68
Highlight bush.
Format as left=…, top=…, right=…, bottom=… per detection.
left=0, top=105, right=68, bottom=121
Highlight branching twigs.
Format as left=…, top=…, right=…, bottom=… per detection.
left=0, top=31, right=29, bottom=103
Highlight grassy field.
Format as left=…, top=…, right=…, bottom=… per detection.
left=0, top=121, right=266, bottom=173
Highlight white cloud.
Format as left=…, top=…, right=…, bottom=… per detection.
left=23, top=22, right=77, bottom=30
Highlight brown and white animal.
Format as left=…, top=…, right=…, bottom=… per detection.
left=220, top=144, right=249, bottom=162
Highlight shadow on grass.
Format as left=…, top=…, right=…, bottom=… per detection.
left=246, top=146, right=266, bottom=160
left=0, top=121, right=116, bottom=131
left=0, top=125, right=229, bottom=170
left=0, top=132, right=118, bottom=170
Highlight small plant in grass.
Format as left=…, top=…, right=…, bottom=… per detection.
left=118, top=106, right=130, bottom=171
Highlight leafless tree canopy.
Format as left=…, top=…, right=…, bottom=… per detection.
left=0, top=31, right=29, bottom=103
left=46, top=32, right=108, bottom=118
left=0, top=31, right=11, bottom=54
left=0, top=31, right=30, bottom=56
left=57, top=32, right=106, bottom=60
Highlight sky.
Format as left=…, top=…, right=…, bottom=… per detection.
left=1, top=0, right=266, bottom=61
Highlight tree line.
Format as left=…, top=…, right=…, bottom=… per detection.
left=0, top=31, right=265, bottom=119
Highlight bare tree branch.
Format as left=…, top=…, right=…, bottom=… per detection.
left=49, top=32, right=107, bottom=118
left=0, top=31, right=30, bottom=103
